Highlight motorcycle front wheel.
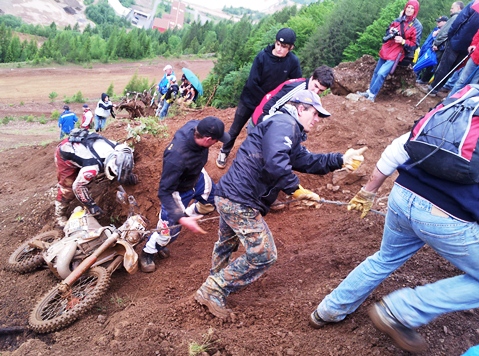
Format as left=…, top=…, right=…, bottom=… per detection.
left=29, top=266, right=110, bottom=333
left=7, top=230, right=62, bottom=273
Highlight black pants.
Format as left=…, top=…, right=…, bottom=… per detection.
left=221, top=100, right=254, bottom=155
left=430, top=43, right=467, bottom=91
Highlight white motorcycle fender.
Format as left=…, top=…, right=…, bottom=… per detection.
left=116, top=240, right=139, bottom=274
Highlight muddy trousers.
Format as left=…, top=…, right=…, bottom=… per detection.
left=201, top=196, right=277, bottom=298
left=143, top=169, right=215, bottom=254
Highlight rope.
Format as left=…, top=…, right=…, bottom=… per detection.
left=139, top=198, right=386, bottom=233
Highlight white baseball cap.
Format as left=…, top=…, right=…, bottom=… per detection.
left=163, top=64, right=172, bottom=71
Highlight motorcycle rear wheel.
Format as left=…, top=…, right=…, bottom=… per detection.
left=29, top=266, right=110, bottom=333
left=7, top=230, right=61, bottom=273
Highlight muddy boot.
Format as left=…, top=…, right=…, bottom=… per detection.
left=54, top=201, right=69, bottom=228
left=157, top=247, right=170, bottom=260
left=139, top=250, right=156, bottom=273
left=195, top=286, right=232, bottom=319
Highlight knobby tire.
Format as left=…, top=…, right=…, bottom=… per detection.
left=6, top=230, right=61, bottom=273
left=29, top=266, right=110, bottom=333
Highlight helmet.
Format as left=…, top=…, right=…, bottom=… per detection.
left=104, top=144, right=134, bottom=183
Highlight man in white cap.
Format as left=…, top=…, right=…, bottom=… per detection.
left=195, top=90, right=368, bottom=319
left=157, top=64, right=174, bottom=112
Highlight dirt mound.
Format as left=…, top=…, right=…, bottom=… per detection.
left=1, top=59, right=477, bottom=356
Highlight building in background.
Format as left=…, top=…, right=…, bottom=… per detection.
left=152, top=0, right=185, bottom=33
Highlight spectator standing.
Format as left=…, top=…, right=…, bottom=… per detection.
left=431, top=2, right=464, bottom=67
left=309, top=132, right=479, bottom=353
left=159, top=75, right=179, bottom=119
left=416, top=16, right=448, bottom=84
left=139, top=117, right=230, bottom=273
left=94, top=93, right=114, bottom=132
left=250, top=65, right=334, bottom=127
left=195, top=90, right=367, bottom=318
left=216, top=28, right=302, bottom=169
left=448, top=28, right=479, bottom=96
left=80, top=104, right=93, bottom=129
left=58, top=105, right=78, bottom=139
left=425, top=0, right=478, bottom=96
left=358, top=0, right=422, bottom=102
left=158, top=64, right=174, bottom=110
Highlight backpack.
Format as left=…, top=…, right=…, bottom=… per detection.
left=65, top=128, right=117, bottom=169
left=404, top=84, right=479, bottom=184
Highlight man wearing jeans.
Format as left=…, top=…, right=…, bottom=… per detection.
left=310, top=133, right=479, bottom=353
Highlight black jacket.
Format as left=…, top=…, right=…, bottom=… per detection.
left=216, top=106, right=343, bottom=216
left=239, top=44, right=302, bottom=110
left=158, top=120, right=209, bottom=222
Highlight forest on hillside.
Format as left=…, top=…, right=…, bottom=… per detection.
left=0, top=0, right=454, bottom=109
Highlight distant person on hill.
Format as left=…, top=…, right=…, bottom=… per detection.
left=216, top=27, right=302, bottom=169
left=250, top=65, right=334, bottom=127
left=357, top=0, right=422, bottom=102
left=157, top=64, right=174, bottom=110
left=179, top=74, right=198, bottom=103
left=159, top=75, right=179, bottom=119
left=58, top=105, right=78, bottom=139
left=80, top=104, right=93, bottom=130
left=94, top=93, right=114, bottom=132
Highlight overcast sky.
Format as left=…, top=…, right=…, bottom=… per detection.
left=182, top=0, right=279, bottom=12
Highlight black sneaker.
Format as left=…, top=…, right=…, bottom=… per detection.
left=139, top=250, right=156, bottom=273
left=309, top=310, right=332, bottom=329
left=369, top=301, right=427, bottom=353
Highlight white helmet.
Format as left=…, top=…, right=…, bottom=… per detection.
left=104, top=144, right=134, bottom=183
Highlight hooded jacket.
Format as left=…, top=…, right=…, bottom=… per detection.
left=379, top=0, right=422, bottom=62
left=447, top=0, right=479, bottom=54
left=94, top=93, right=114, bottom=118
left=239, top=44, right=302, bottom=110
left=215, top=105, right=343, bottom=216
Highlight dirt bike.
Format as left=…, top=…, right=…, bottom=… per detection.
left=6, top=187, right=148, bottom=333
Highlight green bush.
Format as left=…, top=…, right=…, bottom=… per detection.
left=51, top=110, right=60, bottom=120
left=124, top=71, right=155, bottom=94
left=49, top=91, right=58, bottom=103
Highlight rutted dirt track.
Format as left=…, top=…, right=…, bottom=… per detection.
left=0, top=59, right=478, bottom=356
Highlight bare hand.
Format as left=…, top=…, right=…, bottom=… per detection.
left=179, top=216, right=207, bottom=234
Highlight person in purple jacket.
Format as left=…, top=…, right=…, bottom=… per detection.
left=216, top=28, right=302, bottom=169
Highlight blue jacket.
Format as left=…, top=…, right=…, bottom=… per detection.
left=58, top=110, right=78, bottom=134
left=239, top=44, right=302, bottom=110
left=158, top=71, right=175, bottom=95
left=215, top=106, right=343, bottom=216
left=448, top=0, right=479, bottom=54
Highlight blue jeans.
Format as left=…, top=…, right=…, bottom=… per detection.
left=317, top=183, right=479, bottom=328
left=159, top=101, right=170, bottom=119
left=448, top=59, right=479, bottom=97
left=369, top=58, right=395, bottom=96
left=94, top=115, right=106, bottom=132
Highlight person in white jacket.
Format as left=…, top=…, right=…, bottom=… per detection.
left=94, top=93, right=114, bottom=132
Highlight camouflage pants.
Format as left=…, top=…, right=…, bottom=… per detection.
left=202, top=196, right=277, bottom=297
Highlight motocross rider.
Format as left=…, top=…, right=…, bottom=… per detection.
left=54, top=131, right=138, bottom=227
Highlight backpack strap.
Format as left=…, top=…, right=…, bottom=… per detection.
left=83, top=134, right=117, bottom=170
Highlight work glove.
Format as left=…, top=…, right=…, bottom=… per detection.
left=347, top=188, right=376, bottom=218
left=292, top=185, right=321, bottom=204
left=86, top=203, right=104, bottom=216
left=342, top=146, right=368, bottom=172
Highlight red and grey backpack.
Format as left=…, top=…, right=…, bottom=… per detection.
left=404, top=84, right=479, bottom=184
